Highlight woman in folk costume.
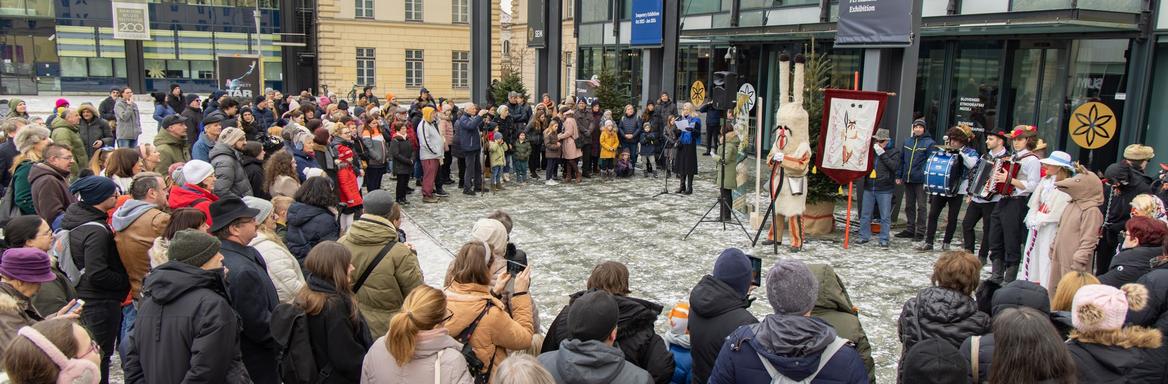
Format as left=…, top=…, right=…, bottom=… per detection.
left=1018, top=150, right=1076, bottom=288
left=761, top=53, right=812, bottom=252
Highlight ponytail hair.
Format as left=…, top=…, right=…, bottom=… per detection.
left=387, top=285, right=448, bottom=365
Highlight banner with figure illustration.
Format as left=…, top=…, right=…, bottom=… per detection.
left=815, top=89, right=890, bottom=184
left=217, top=55, right=262, bottom=99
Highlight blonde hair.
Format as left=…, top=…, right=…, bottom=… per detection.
left=1131, top=194, right=1166, bottom=219
left=494, top=354, right=555, bottom=384
left=387, top=285, right=447, bottom=365
left=1052, top=271, right=1100, bottom=311
left=271, top=196, right=294, bottom=216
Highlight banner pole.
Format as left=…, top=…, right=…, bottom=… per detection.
left=755, top=97, right=764, bottom=229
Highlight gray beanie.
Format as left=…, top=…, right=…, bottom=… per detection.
left=242, top=196, right=273, bottom=224
left=765, top=259, right=819, bottom=315
left=168, top=229, right=222, bottom=267
left=364, top=190, right=395, bottom=216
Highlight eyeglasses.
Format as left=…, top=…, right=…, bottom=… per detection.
left=1121, top=230, right=1130, bottom=238
left=441, top=309, right=455, bottom=324
left=78, top=339, right=101, bottom=359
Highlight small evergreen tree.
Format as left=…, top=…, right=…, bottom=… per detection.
left=491, top=65, right=529, bottom=106
left=803, top=41, right=841, bottom=205
left=594, top=67, right=633, bottom=113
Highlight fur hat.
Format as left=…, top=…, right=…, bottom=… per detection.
left=1072, top=283, right=1147, bottom=332
left=1124, top=144, right=1155, bottom=161
left=14, top=125, right=50, bottom=153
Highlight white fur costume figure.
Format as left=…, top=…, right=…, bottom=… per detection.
left=764, top=54, right=812, bottom=251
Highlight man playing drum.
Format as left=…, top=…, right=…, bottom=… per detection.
left=916, top=125, right=979, bottom=251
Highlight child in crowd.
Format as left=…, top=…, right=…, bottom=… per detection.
left=512, top=132, right=532, bottom=183
left=599, top=121, right=619, bottom=180
left=615, top=149, right=633, bottom=178
left=271, top=195, right=294, bottom=241
left=388, top=121, right=414, bottom=204
left=665, top=301, right=693, bottom=384
left=640, top=122, right=660, bottom=178
left=489, top=131, right=509, bottom=191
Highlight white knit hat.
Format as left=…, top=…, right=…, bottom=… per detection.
left=182, top=160, right=214, bottom=185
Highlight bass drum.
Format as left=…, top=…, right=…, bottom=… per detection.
left=924, top=151, right=963, bottom=197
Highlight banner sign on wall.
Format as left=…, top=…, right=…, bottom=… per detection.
left=112, top=2, right=151, bottom=40
left=576, top=77, right=600, bottom=105
left=815, top=89, right=891, bottom=184
left=835, top=0, right=913, bottom=47
left=527, top=0, right=546, bottom=48
left=218, top=55, right=262, bottom=98
left=630, top=0, right=663, bottom=46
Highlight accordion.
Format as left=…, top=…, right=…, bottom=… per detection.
left=967, top=157, right=1020, bottom=199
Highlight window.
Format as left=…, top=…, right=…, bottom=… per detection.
left=452, top=0, right=468, bottom=23
left=452, top=51, right=469, bottom=88
left=564, top=0, right=573, bottom=18
left=357, top=47, right=376, bottom=86
left=406, top=49, right=424, bottom=88
left=405, top=0, right=422, bottom=21
left=355, top=0, right=373, bottom=18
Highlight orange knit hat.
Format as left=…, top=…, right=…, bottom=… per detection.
left=668, top=302, right=690, bottom=334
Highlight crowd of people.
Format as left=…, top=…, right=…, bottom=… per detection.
left=0, top=83, right=1167, bottom=384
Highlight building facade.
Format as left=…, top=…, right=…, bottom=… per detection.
left=578, top=0, right=1156, bottom=170
left=1, top=0, right=287, bottom=95
left=508, top=0, right=577, bottom=101
left=315, top=0, right=503, bottom=103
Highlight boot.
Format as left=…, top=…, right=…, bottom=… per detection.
left=497, top=182, right=506, bottom=191
left=1003, top=265, right=1019, bottom=283
left=914, top=243, right=933, bottom=252
left=989, top=258, right=1005, bottom=283
left=940, top=243, right=951, bottom=251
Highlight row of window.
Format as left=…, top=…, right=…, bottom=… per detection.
left=355, top=49, right=470, bottom=89
left=356, top=0, right=469, bottom=22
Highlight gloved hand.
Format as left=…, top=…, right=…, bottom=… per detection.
left=873, top=143, right=885, bottom=156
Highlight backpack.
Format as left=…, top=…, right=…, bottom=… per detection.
left=457, top=301, right=495, bottom=384
left=747, top=323, right=850, bottom=384
left=271, top=303, right=332, bottom=384
left=50, top=221, right=107, bottom=286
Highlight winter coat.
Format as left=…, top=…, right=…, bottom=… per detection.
left=29, top=162, right=74, bottom=224
left=285, top=202, right=339, bottom=262
left=12, top=161, right=34, bottom=215
left=576, top=110, right=595, bottom=147
left=78, top=104, right=113, bottom=157
left=0, top=282, right=43, bottom=358
left=61, top=203, right=129, bottom=301
left=29, top=267, right=76, bottom=317
left=707, top=315, right=869, bottom=384
left=1050, top=171, right=1105, bottom=291
left=418, top=121, right=445, bottom=161
left=192, top=133, right=216, bottom=162
left=115, top=98, right=142, bottom=140
left=166, top=88, right=185, bottom=115
left=456, top=115, right=484, bottom=153
left=241, top=154, right=267, bottom=199
left=290, top=144, right=315, bottom=179
left=959, top=333, right=995, bottom=384
left=600, top=130, right=619, bottom=159
left=111, top=200, right=170, bottom=299
left=688, top=275, right=759, bottom=384
left=716, top=132, right=739, bottom=190
left=699, top=103, right=722, bottom=133
left=249, top=231, right=305, bottom=304
left=0, top=140, right=16, bottom=197
left=269, top=175, right=299, bottom=198
left=512, top=140, right=532, bottom=161
left=49, top=117, right=87, bottom=178
left=220, top=239, right=281, bottom=384
left=209, top=143, right=254, bottom=198
left=619, top=115, right=642, bottom=147
left=672, top=116, right=701, bottom=176
left=182, top=107, right=204, bottom=147
left=339, top=215, right=423, bottom=337
left=870, top=142, right=901, bottom=192
left=153, top=128, right=191, bottom=175
left=153, top=103, right=176, bottom=124
left=1100, top=245, right=1160, bottom=288
left=1067, top=327, right=1162, bottom=384
left=641, top=129, right=660, bottom=157
left=361, top=332, right=474, bottom=384
left=543, top=291, right=675, bottom=384
left=543, top=128, right=561, bottom=159
left=896, top=286, right=990, bottom=380
left=488, top=141, right=508, bottom=168
left=443, top=282, right=535, bottom=377
left=389, top=135, right=415, bottom=175
left=1104, top=162, right=1157, bottom=233
left=167, top=183, right=218, bottom=227
left=252, top=106, right=277, bottom=132
left=899, top=133, right=936, bottom=184
left=122, top=262, right=251, bottom=384
left=99, top=96, right=117, bottom=121
left=303, top=275, right=375, bottom=384
left=808, top=264, right=876, bottom=383
left=539, top=339, right=654, bottom=384
left=361, top=126, right=390, bottom=167
left=558, top=111, right=582, bottom=160
left=1128, top=260, right=1168, bottom=383
left=440, top=119, right=455, bottom=152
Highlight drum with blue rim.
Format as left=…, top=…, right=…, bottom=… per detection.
left=925, top=150, right=962, bottom=197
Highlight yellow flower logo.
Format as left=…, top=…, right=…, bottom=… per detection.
left=1069, top=102, right=1116, bottom=150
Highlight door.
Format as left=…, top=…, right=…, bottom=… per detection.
left=1004, top=41, right=1068, bottom=154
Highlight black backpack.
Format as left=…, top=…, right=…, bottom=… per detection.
left=271, top=303, right=333, bottom=384
left=457, top=301, right=495, bottom=384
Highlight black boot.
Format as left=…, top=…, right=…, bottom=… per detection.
left=989, top=258, right=1005, bottom=283
left=1003, top=265, right=1019, bottom=283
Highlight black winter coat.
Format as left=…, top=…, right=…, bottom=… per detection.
left=543, top=290, right=675, bottom=384
left=1067, top=331, right=1161, bottom=384
left=959, top=333, right=995, bottom=384
left=220, top=239, right=281, bottom=384
left=285, top=202, right=339, bottom=262
left=0, top=140, right=16, bottom=197
left=181, top=107, right=204, bottom=147
left=99, top=97, right=117, bottom=121
left=61, top=204, right=129, bottom=301
left=303, top=275, right=374, bottom=384
left=897, top=286, right=990, bottom=380
left=241, top=155, right=267, bottom=200
left=689, top=275, right=758, bottom=384
left=78, top=116, right=113, bottom=158
left=1103, top=162, right=1156, bottom=232
left=870, top=143, right=901, bottom=192
left=1099, top=245, right=1160, bottom=288
left=388, top=135, right=414, bottom=175
left=123, top=262, right=251, bottom=384
left=1128, top=262, right=1168, bottom=383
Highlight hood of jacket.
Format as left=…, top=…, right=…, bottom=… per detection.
left=564, top=289, right=662, bottom=331
left=287, top=202, right=332, bottom=228
left=78, top=103, right=100, bottom=122
left=28, top=162, right=68, bottom=185
left=809, top=264, right=854, bottom=315
left=49, top=115, right=78, bottom=133
left=154, top=127, right=187, bottom=147
left=141, top=261, right=229, bottom=305
left=413, top=329, right=463, bottom=359
left=59, top=203, right=107, bottom=230
left=1070, top=326, right=1162, bottom=350
left=752, top=314, right=839, bottom=381
left=306, top=273, right=340, bottom=295
left=344, top=215, right=397, bottom=246
left=210, top=142, right=240, bottom=161
left=690, top=274, right=752, bottom=318
left=111, top=199, right=157, bottom=232
left=1056, top=170, right=1105, bottom=207
left=552, top=339, right=630, bottom=383
left=168, top=183, right=217, bottom=209
left=240, top=154, right=263, bottom=168
left=990, top=280, right=1051, bottom=316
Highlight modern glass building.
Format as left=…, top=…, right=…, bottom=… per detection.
left=1, top=0, right=291, bottom=95
left=577, top=0, right=1157, bottom=170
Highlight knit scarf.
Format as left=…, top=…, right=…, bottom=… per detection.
left=662, top=330, right=691, bottom=349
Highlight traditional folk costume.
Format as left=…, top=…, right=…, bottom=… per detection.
left=918, top=125, right=979, bottom=251
left=1018, top=151, right=1075, bottom=288
left=763, top=54, right=812, bottom=251
left=989, top=125, right=1042, bottom=283
left=961, top=137, right=1009, bottom=264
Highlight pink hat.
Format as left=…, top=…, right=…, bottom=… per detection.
left=1072, top=284, right=1148, bottom=332
left=55, top=98, right=69, bottom=109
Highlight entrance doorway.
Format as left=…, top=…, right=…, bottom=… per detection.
left=1003, top=41, right=1068, bottom=155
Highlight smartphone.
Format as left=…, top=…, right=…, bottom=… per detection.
left=66, top=299, right=85, bottom=314
left=748, top=256, right=763, bottom=287
left=506, top=259, right=527, bottom=276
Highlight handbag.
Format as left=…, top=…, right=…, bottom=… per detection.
left=0, top=178, right=22, bottom=227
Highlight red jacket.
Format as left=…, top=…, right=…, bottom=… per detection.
left=167, top=183, right=218, bottom=226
